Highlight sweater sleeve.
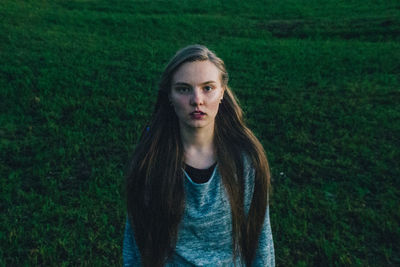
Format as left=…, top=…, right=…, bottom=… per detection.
left=252, top=205, right=275, bottom=266
left=123, top=217, right=142, bottom=266
left=243, top=153, right=275, bottom=266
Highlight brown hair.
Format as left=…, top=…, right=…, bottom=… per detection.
left=126, top=44, right=271, bottom=266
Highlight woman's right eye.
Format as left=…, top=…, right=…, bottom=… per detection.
left=176, top=87, right=189, bottom=93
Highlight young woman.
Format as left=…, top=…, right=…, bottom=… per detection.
left=123, top=45, right=275, bottom=266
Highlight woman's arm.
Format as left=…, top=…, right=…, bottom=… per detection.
left=242, top=154, right=275, bottom=266
left=123, top=218, right=142, bottom=266
left=252, top=205, right=275, bottom=266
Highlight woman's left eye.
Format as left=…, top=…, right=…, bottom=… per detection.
left=204, top=86, right=213, bottom=91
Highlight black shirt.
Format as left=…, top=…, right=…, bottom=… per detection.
left=184, top=162, right=217, bottom=184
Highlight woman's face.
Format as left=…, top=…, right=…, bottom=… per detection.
left=169, top=60, right=224, bottom=132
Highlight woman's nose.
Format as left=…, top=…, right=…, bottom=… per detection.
left=190, top=88, right=204, bottom=105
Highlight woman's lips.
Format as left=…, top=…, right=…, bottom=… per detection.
left=190, top=111, right=206, bottom=119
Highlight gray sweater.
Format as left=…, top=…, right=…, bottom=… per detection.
left=123, top=160, right=275, bottom=266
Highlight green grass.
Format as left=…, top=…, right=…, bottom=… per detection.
left=1, top=0, right=399, bottom=266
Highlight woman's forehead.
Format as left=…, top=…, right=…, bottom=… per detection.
left=172, top=60, right=221, bottom=85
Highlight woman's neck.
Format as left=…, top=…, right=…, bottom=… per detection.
left=180, top=125, right=216, bottom=169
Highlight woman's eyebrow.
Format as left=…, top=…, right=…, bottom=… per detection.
left=173, top=81, right=216, bottom=86
left=200, top=81, right=217, bottom=85
left=173, top=82, right=191, bottom=87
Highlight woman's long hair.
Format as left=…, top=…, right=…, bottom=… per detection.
left=126, top=45, right=271, bottom=266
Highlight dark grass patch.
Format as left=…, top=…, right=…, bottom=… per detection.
left=259, top=17, right=400, bottom=41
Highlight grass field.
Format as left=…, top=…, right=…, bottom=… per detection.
left=1, top=0, right=399, bottom=266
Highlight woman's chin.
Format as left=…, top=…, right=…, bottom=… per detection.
left=181, top=120, right=214, bottom=131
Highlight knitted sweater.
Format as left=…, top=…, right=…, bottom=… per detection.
left=123, top=159, right=275, bottom=266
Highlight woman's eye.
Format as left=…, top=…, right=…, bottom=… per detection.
left=176, top=87, right=189, bottom=93
left=204, top=86, right=213, bottom=91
